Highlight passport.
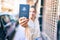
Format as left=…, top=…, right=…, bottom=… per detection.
left=19, top=4, right=30, bottom=18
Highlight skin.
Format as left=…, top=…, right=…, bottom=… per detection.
left=19, top=8, right=36, bottom=27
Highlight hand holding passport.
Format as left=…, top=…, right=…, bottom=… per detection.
left=19, top=4, right=30, bottom=27
left=19, top=4, right=36, bottom=27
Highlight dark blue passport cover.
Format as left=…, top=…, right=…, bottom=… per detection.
left=19, top=4, right=30, bottom=18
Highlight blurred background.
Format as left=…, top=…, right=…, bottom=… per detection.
left=0, top=0, right=60, bottom=40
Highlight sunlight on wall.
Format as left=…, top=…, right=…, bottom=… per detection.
left=0, top=0, right=1, bottom=12
left=58, top=0, right=60, bottom=16
left=13, top=0, right=27, bottom=15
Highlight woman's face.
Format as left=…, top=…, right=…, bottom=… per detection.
left=29, top=8, right=36, bottom=21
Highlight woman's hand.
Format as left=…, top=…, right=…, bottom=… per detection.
left=19, top=17, right=29, bottom=28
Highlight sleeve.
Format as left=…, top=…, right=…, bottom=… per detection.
left=13, top=26, right=27, bottom=40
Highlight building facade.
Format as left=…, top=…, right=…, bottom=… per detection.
left=42, top=0, right=59, bottom=40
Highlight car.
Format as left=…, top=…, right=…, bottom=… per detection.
left=0, top=13, right=18, bottom=40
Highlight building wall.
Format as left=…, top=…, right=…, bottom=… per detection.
left=42, top=0, right=58, bottom=40
left=0, top=0, right=1, bottom=12
left=58, top=0, right=60, bottom=16
left=1, top=0, right=14, bottom=12
left=1, top=0, right=27, bottom=14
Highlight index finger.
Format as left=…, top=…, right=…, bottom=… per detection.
left=19, top=17, right=27, bottom=21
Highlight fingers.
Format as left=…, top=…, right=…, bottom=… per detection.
left=19, top=19, right=28, bottom=24
left=19, top=17, right=26, bottom=21
left=19, top=17, right=29, bottom=27
left=20, top=19, right=28, bottom=25
left=19, top=17, right=28, bottom=23
left=21, top=20, right=28, bottom=27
